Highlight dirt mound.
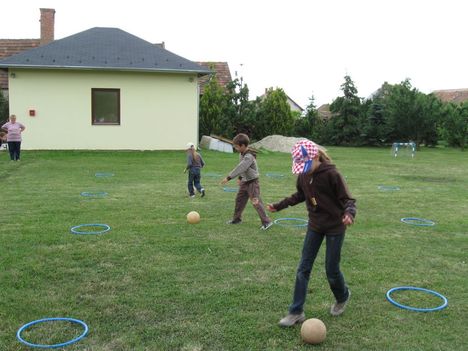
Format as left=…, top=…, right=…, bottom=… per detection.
left=251, top=135, right=307, bottom=153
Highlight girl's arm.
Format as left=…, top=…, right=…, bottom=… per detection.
left=268, top=178, right=306, bottom=212
left=332, top=173, right=356, bottom=221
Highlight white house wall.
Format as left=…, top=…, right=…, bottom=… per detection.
left=8, top=69, right=199, bottom=150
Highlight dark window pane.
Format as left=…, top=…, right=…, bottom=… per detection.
left=92, top=89, right=120, bottom=125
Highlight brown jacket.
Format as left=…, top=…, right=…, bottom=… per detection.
left=272, top=162, right=356, bottom=234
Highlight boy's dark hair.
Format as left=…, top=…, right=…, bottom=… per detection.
left=233, top=133, right=250, bottom=147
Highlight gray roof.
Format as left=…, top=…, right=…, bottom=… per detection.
left=0, top=27, right=212, bottom=75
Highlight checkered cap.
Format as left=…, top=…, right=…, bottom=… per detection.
left=291, top=139, right=319, bottom=174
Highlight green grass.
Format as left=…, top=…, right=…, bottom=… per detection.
left=0, top=147, right=467, bottom=350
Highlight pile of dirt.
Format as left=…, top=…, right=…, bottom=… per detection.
left=251, top=135, right=307, bottom=153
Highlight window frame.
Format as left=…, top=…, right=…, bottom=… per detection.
left=91, top=88, right=121, bottom=125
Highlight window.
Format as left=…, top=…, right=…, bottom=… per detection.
left=92, top=88, right=120, bottom=125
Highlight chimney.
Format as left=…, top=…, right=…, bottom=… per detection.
left=40, top=8, right=55, bottom=45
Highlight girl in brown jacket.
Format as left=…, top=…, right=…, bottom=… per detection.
left=267, top=139, right=356, bottom=327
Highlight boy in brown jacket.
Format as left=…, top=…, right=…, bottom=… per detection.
left=221, top=133, right=272, bottom=230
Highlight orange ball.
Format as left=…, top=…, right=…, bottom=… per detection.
left=187, top=211, right=200, bottom=224
left=301, top=318, right=326, bottom=344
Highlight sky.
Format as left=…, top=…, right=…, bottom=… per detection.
left=1, top=0, right=467, bottom=108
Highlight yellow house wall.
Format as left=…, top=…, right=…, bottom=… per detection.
left=8, top=69, right=200, bottom=150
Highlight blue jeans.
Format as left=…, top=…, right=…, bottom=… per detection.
left=289, top=229, right=349, bottom=314
left=187, top=168, right=203, bottom=195
left=7, top=141, right=21, bottom=161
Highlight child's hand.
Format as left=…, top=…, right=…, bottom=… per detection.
left=266, top=204, right=277, bottom=212
left=221, top=178, right=228, bottom=185
left=342, top=213, right=354, bottom=226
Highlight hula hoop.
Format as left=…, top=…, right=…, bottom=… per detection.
left=70, top=224, right=111, bottom=235
left=378, top=185, right=400, bottom=191
left=273, top=218, right=308, bottom=227
left=80, top=191, right=108, bottom=197
left=17, top=317, right=88, bottom=348
left=266, top=172, right=285, bottom=178
left=223, top=187, right=238, bottom=192
left=400, top=217, right=435, bottom=226
left=386, top=286, right=448, bottom=312
left=95, top=172, right=114, bottom=177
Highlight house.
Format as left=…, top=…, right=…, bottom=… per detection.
left=196, top=62, right=232, bottom=95
left=0, top=8, right=55, bottom=97
left=317, top=104, right=332, bottom=120
left=260, top=88, right=304, bottom=114
left=0, top=26, right=211, bottom=150
left=432, top=88, right=468, bottom=104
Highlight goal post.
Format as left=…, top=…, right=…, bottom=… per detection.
left=391, top=142, right=416, bottom=158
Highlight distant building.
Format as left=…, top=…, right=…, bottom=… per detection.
left=197, top=62, right=232, bottom=94
left=432, top=88, right=468, bottom=104
left=260, top=88, right=304, bottom=113
left=0, top=8, right=55, bottom=96
left=0, top=10, right=210, bottom=150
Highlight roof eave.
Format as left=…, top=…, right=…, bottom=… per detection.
left=0, top=64, right=212, bottom=75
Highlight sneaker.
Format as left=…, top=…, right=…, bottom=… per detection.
left=189, top=194, right=196, bottom=198
left=201, top=189, right=205, bottom=197
left=278, top=312, right=306, bottom=327
left=260, top=221, right=274, bottom=230
left=330, top=289, right=351, bottom=316
left=226, top=219, right=242, bottom=224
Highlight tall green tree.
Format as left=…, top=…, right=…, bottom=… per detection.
left=0, top=91, right=8, bottom=126
left=328, top=75, right=362, bottom=145
left=383, top=79, right=440, bottom=147
left=223, top=79, right=256, bottom=138
left=255, top=88, right=294, bottom=139
left=294, top=96, right=324, bottom=142
left=199, top=75, right=226, bottom=139
left=441, top=101, right=468, bottom=150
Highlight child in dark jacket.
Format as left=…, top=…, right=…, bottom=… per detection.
left=267, top=139, right=356, bottom=327
left=184, top=142, right=205, bottom=198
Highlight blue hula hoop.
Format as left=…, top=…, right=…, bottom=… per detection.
left=400, top=217, right=435, bottom=226
left=386, top=286, right=448, bottom=312
left=70, top=224, right=111, bottom=235
left=17, top=317, right=88, bottom=348
left=266, top=172, right=285, bottom=179
left=80, top=191, right=108, bottom=197
left=273, top=218, right=308, bottom=227
left=378, top=185, right=400, bottom=191
left=223, top=187, right=238, bottom=193
left=95, top=172, right=114, bottom=177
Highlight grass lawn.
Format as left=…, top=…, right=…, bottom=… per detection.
left=0, top=146, right=467, bottom=350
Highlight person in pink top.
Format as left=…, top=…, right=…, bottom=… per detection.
left=1, top=114, right=26, bottom=161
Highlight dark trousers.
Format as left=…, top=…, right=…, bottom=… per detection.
left=187, top=168, right=203, bottom=195
left=289, top=229, right=349, bottom=314
left=233, top=179, right=270, bottom=225
left=7, top=141, right=21, bottom=161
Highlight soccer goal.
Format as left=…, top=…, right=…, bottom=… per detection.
left=391, top=142, right=416, bottom=158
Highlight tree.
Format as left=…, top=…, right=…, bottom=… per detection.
left=199, top=75, right=226, bottom=139
left=255, top=88, right=294, bottom=139
left=223, top=79, right=256, bottom=138
left=382, top=79, right=440, bottom=147
left=328, top=75, right=362, bottom=145
left=441, top=101, right=468, bottom=150
left=294, top=96, right=324, bottom=142
left=0, top=91, right=8, bottom=126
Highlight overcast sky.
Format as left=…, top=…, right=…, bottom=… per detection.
left=2, top=0, right=467, bottom=108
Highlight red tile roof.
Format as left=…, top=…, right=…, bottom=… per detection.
left=0, top=39, right=41, bottom=89
left=197, top=62, right=232, bottom=94
left=432, top=89, right=468, bottom=104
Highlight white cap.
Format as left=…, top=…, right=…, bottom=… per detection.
left=186, top=142, right=195, bottom=149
